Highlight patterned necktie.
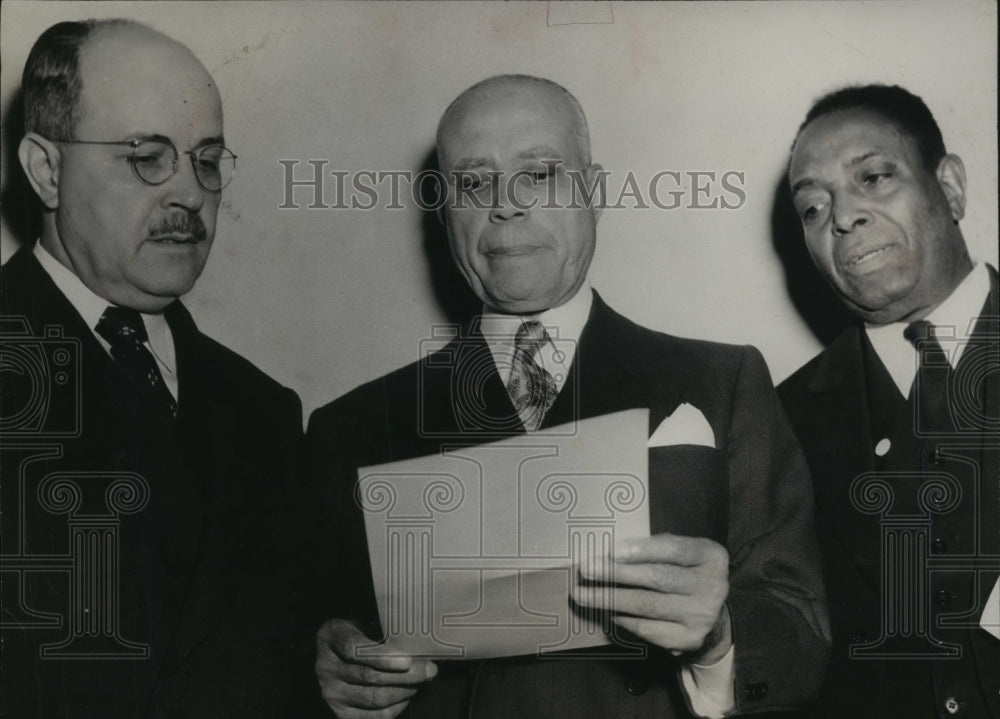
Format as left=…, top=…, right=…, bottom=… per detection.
left=96, top=306, right=178, bottom=419
left=904, top=319, right=953, bottom=434
left=507, top=320, right=557, bottom=432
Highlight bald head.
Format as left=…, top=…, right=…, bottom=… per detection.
left=22, top=19, right=219, bottom=142
left=19, top=19, right=225, bottom=311
left=436, top=74, right=591, bottom=170
left=76, top=23, right=222, bottom=140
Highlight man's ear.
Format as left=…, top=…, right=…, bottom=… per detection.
left=936, top=153, right=966, bottom=223
left=18, top=133, right=61, bottom=210
left=584, top=163, right=605, bottom=223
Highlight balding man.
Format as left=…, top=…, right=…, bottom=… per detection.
left=1, top=20, right=304, bottom=717
left=306, top=74, right=829, bottom=719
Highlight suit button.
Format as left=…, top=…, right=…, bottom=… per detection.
left=936, top=590, right=953, bottom=608
left=932, top=538, right=949, bottom=554
left=744, top=681, right=768, bottom=701
left=944, top=696, right=960, bottom=714
left=625, top=678, right=647, bottom=696
left=930, top=446, right=944, bottom=464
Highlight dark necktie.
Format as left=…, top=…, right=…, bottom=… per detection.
left=904, top=319, right=954, bottom=434
left=507, top=320, right=557, bottom=432
left=96, top=306, right=178, bottom=419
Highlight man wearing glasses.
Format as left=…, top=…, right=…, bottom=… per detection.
left=1, top=19, right=305, bottom=717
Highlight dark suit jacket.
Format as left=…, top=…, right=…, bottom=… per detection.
left=1, top=246, right=307, bottom=718
left=306, top=291, right=829, bottom=718
left=778, top=268, right=1000, bottom=718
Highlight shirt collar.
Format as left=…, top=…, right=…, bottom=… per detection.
left=33, top=242, right=176, bottom=375
left=865, top=262, right=991, bottom=397
left=479, top=283, right=593, bottom=390
left=479, top=282, right=593, bottom=345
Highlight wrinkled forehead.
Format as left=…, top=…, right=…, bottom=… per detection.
left=790, top=108, right=918, bottom=179
left=439, top=82, right=583, bottom=167
left=77, top=25, right=222, bottom=138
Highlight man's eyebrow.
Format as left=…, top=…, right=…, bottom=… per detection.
left=128, top=133, right=225, bottom=149
left=790, top=177, right=815, bottom=196
left=518, top=145, right=562, bottom=160
left=193, top=135, right=226, bottom=150
left=451, top=157, right=492, bottom=172
left=791, top=151, right=892, bottom=195
left=849, top=150, right=883, bottom=167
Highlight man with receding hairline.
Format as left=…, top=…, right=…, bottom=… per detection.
left=306, top=73, right=829, bottom=719
left=1, top=20, right=305, bottom=717
left=779, top=84, right=1000, bottom=718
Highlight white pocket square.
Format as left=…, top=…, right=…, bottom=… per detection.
left=648, top=403, right=715, bottom=448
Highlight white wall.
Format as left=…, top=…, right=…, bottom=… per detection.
left=2, top=1, right=996, bottom=419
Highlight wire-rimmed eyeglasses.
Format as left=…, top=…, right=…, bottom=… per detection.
left=52, top=136, right=237, bottom=192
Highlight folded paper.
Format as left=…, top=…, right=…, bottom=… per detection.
left=357, top=408, right=650, bottom=659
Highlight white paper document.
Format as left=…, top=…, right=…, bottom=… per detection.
left=357, top=408, right=650, bottom=660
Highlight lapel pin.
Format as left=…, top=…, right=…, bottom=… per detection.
left=875, top=438, right=891, bottom=457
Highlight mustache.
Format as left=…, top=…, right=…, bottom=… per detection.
left=147, top=213, right=208, bottom=242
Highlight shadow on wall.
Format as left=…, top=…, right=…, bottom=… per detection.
left=770, top=170, right=853, bottom=347
left=417, top=146, right=481, bottom=326
left=2, top=89, right=42, bottom=255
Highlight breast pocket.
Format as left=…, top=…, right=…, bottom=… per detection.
left=647, top=445, right=728, bottom=545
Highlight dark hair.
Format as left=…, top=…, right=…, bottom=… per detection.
left=22, top=19, right=136, bottom=140
left=795, top=84, right=946, bottom=170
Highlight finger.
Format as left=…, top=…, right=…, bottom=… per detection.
left=582, top=562, right=728, bottom=603
left=572, top=583, right=703, bottom=622
left=612, top=534, right=728, bottom=570
left=319, top=620, right=414, bottom=672
left=612, top=614, right=704, bottom=653
left=579, top=560, right=690, bottom=592
left=337, top=682, right=420, bottom=711
left=337, top=659, right=438, bottom=688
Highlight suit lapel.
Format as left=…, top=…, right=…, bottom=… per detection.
left=962, top=266, right=1000, bottom=556
left=153, top=304, right=225, bottom=679
left=804, top=326, right=883, bottom=588
left=6, top=248, right=120, bottom=386
left=543, top=291, right=677, bottom=433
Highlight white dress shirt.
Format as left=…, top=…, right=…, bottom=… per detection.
left=479, top=283, right=736, bottom=717
left=865, top=262, right=991, bottom=398
left=865, top=262, right=998, bottom=639
left=33, top=242, right=179, bottom=400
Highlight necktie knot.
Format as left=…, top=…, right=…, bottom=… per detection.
left=903, top=319, right=954, bottom=432
left=96, top=306, right=150, bottom=347
left=95, top=306, right=177, bottom=419
left=903, top=319, right=934, bottom=347
left=514, top=320, right=549, bottom=357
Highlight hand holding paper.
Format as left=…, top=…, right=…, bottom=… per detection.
left=315, top=619, right=438, bottom=719
left=571, top=532, right=732, bottom=663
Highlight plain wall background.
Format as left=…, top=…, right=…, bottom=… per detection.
left=2, top=1, right=996, bottom=419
